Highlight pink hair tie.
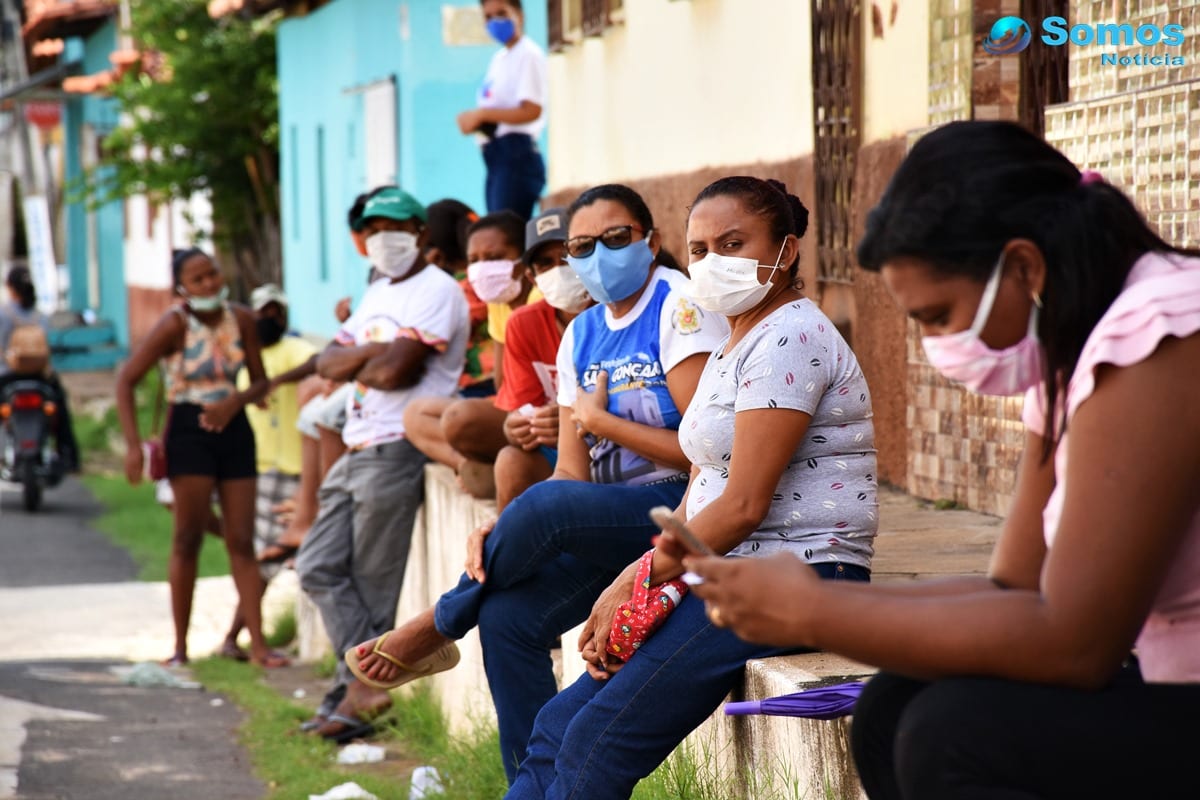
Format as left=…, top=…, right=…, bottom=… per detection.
left=1079, top=169, right=1104, bottom=186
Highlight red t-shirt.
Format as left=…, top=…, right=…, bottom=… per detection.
left=494, top=299, right=562, bottom=412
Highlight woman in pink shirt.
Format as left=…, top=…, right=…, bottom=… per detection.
left=683, top=120, right=1200, bottom=799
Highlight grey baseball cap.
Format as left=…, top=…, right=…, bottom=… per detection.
left=521, top=207, right=568, bottom=263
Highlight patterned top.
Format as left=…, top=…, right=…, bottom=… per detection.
left=680, top=299, right=878, bottom=569
left=1023, top=251, right=1200, bottom=682
left=162, top=305, right=244, bottom=406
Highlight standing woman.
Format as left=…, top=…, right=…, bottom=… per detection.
left=116, top=248, right=287, bottom=668
left=457, top=0, right=547, bottom=220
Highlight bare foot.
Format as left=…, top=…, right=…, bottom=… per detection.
left=350, top=608, right=450, bottom=686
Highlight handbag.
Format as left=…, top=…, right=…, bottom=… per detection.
left=143, top=370, right=169, bottom=482
left=605, top=549, right=690, bottom=663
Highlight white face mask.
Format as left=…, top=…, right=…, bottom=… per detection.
left=534, top=265, right=592, bottom=313
left=921, top=252, right=1043, bottom=397
left=468, top=259, right=523, bottom=304
left=185, top=285, right=229, bottom=312
left=366, top=231, right=421, bottom=279
left=683, top=240, right=787, bottom=316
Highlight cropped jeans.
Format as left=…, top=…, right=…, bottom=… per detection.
left=432, top=476, right=688, bottom=783
left=505, top=561, right=870, bottom=800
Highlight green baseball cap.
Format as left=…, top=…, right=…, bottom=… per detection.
left=360, top=187, right=427, bottom=225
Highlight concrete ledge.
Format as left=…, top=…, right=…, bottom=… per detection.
left=296, top=465, right=998, bottom=790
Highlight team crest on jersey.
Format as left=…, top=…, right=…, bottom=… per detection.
left=671, top=297, right=702, bottom=335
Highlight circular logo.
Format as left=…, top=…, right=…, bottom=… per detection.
left=983, top=16, right=1032, bottom=55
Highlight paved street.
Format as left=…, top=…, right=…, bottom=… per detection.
left=0, top=477, right=295, bottom=800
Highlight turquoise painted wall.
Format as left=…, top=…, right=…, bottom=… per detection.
left=277, top=0, right=546, bottom=338
left=63, top=19, right=127, bottom=347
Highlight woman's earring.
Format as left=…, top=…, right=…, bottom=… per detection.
left=1032, top=291, right=1044, bottom=309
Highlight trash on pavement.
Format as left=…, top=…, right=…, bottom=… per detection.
left=308, top=781, right=379, bottom=800
left=114, top=662, right=201, bottom=690
left=336, top=743, right=386, bottom=765
left=409, top=765, right=443, bottom=799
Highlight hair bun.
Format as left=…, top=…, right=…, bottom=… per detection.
left=788, top=196, right=810, bottom=238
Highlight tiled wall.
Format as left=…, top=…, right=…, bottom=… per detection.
left=1047, top=2, right=1200, bottom=252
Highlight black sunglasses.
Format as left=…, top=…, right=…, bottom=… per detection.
left=565, top=225, right=646, bottom=259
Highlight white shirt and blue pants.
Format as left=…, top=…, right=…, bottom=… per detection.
left=478, top=35, right=547, bottom=219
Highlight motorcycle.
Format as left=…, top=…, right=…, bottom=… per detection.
left=0, top=377, right=65, bottom=511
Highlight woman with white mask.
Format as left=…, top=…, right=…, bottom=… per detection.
left=503, top=176, right=878, bottom=799
left=686, top=122, right=1200, bottom=799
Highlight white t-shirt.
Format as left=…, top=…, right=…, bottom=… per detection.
left=334, top=264, right=470, bottom=449
left=557, top=267, right=729, bottom=485
left=478, top=35, right=547, bottom=139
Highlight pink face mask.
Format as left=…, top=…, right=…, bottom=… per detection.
left=468, top=259, right=523, bottom=304
left=921, top=253, right=1043, bottom=396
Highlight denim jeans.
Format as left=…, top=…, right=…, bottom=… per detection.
left=483, top=133, right=546, bottom=220
left=432, top=476, right=688, bottom=783
left=505, top=561, right=870, bottom=800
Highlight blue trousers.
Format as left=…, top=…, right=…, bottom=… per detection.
left=505, top=561, right=870, bottom=800
left=432, top=477, right=688, bottom=783
left=483, top=133, right=546, bottom=220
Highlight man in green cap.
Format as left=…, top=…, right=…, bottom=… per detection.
left=296, top=187, right=471, bottom=743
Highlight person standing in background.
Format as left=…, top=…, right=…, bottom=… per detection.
left=457, top=0, right=547, bottom=220
left=221, top=284, right=316, bottom=657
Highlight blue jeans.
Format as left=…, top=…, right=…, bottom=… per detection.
left=432, top=477, right=688, bottom=783
left=505, top=561, right=870, bottom=800
left=483, top=133, right=546, bottom=220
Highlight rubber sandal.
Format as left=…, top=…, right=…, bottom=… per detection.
left=253, top=650, right=291, bottom=669
left=219, top=641, right=249, bottom=662
left=162, top=654, right=188, bottom=667
left=299, top=714, right=327, bottom=733
left=344, top=632, right=460, bottom=691
left=318, top=712, right=376, bottom=744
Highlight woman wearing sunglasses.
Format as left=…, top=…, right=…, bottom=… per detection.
left=344, top=184, right=728, bottom=781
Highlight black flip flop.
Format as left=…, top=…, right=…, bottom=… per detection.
left=319, top=713, right=376, bottom=745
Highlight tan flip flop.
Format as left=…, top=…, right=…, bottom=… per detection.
left=345, top=631, right=461, bottom=691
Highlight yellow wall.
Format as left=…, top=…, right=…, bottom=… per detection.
left=546, top=0, right=815, bottom=189
left=861, top=0, right=929, bottom=142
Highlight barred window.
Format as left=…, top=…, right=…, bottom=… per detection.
left=811, top=0, right=862, bottom=284
left=1019, top=0, right=1069, bottom=135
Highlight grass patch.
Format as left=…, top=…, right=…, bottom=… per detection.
left=190, top=658, right=404, bottom=800
left=195, top=659, right=819, bottom=800
left=81, top=472, right=231, bottom=581
left=266, top=606, right=297, bottom=649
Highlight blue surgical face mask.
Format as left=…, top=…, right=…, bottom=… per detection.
left=486, top=16, right=516, bottom=45
left=567, top=238, right=655, bottom=306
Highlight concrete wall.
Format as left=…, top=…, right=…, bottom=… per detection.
left=546, top=0, right=814, bottom=190
left=276, top=0, right=547, bottom=338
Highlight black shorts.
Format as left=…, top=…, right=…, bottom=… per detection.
left=165, top=402, right=257, bottom=481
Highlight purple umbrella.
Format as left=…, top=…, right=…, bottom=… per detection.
left=724, top=681, right=866, bottom=720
